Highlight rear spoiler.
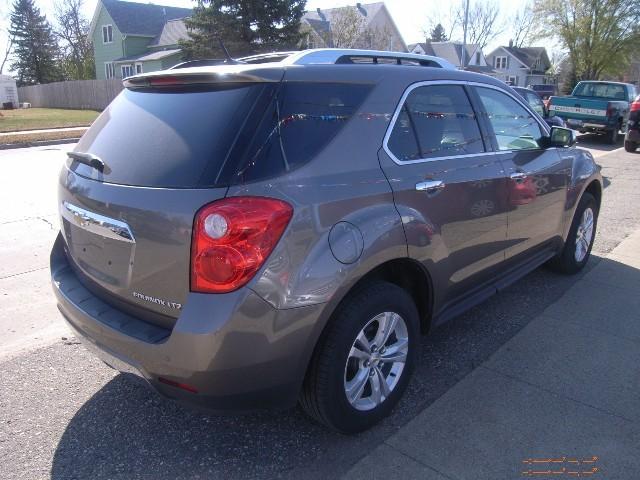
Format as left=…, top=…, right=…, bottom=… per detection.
left=123, top=66, right=283, bottom=89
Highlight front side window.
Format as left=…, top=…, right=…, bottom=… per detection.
left=102, top=25, right=113, bottom=44
left=387, top=84, right=485, bottom=161
left=476, top=87, right=544, bottom=151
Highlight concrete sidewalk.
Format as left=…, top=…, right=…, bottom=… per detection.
left=0, top=126, right=88, bottom=137
left=345, top=230, right=640, bottom=480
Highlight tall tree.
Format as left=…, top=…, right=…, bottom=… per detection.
left=453, top=0, right=504, bottom=50
left=181, top=0, right=306, bottom=60
left=9, top=0, right=61, bottom=85
left=511, top=4, right=535, bottom=48
left=534, top=0, right=640, bottom=80
left=429, top=23, right=448, bottom=42
left=424, top=1, right=503, bottom=50
left=0, top=0, right=14, bottom=74
left=54, top=0, right=94, bottom=80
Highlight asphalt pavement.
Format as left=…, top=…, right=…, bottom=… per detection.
left=0, top=137, right=639, bottom=479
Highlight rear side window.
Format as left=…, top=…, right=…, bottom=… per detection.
left=476, top=87, right=544, bottom=151
left=225, top=82, right=372, bottom=184
left=387, top=84, right=485, bottom=161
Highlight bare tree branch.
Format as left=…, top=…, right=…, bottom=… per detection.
left=511, top=4, right=535, bottom=47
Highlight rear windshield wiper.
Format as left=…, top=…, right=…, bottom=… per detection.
left=67, top=152, right=105, bottom=172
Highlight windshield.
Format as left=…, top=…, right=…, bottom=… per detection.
left=573, top=82, right=627, bottom=100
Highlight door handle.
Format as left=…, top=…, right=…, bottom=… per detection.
left=416, top=180, right=445, bottom=194
left=510, top=172, right=528, bottom=183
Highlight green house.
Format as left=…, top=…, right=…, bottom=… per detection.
left=89, top=0, right=192, bottom=80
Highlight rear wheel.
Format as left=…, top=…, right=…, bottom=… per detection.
left=547, top=192, right=598, bottom=274
left=300, top=281, right=419, bottom=433
left=625, top=140, right=637, bottom=152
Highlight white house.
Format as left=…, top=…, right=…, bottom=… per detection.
left=485, top=43, right=554, bottom=87
left=408, top=41, right=494, bottom=75
left=302, top=2, right=407, bottom=52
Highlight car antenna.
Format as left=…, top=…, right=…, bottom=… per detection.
left=218, top=39, right=244, bottom=64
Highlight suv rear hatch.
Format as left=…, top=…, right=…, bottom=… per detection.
left=59, top=67, right=283, bottom=328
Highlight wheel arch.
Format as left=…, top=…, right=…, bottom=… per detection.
left=299, top=257, right=434, bottom=386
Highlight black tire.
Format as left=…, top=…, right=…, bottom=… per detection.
left=625, top=140, right=637, bottom=152
left=547, top=192, right=598, bottom=274
left=300, top=281, right=419, bottom=433
left=607, top=127, right=619, bottom=144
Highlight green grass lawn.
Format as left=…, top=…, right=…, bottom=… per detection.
left=0, top=108, right=99, bottom=132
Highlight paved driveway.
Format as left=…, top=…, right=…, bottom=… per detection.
left=0, top=138, right=638, bottom=479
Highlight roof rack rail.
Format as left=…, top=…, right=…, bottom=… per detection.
left=170, top=49, right=456, bottom=71
left=281, top=49, right=457, bottom=70
left=237, top=52, right=298, bottom=64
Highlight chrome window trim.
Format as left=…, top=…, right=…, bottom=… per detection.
left=382, top=80, right=550, bottom=166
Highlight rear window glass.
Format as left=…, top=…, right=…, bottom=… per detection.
left=573, top=82, right=627, bottom=100
left=72, top=85, right=273, bottom=188
left=72, top=82, right=371, bottom=188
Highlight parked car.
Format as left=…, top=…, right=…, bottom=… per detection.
left=51, top=49, right=603, bottom=433
left=625, top=95, right=640, bottom=152
left=513, top=86, right=566, bottom=127
left=528, top=84, right=557, bottom=102
left=549, top=81, right=637, bottom=144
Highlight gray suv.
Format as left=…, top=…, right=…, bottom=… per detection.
left=51, top=49, right=602, bottom=433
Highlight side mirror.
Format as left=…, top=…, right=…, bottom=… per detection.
left=548, top=126, right=576, bottom=148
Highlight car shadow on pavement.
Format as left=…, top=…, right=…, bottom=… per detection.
left=50, top=256, right=615, bottom=480
left=577, top=133, right=623, bottom=153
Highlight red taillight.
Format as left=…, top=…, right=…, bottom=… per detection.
left=631, top=100, right=640, bottom=112
left=190, top=197, right=293, bottom=293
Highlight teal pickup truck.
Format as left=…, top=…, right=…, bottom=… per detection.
left=548, top=81, right=637, bottom=144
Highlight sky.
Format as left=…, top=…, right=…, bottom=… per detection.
left=0, top=0, right=561, bottom=74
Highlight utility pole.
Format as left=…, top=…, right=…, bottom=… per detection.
left=461, top=0, right=470, bottom=69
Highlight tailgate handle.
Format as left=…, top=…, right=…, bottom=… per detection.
left=61, top=201, right=135, bottom=243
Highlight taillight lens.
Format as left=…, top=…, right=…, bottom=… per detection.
left=606, top=103, right=616, bottom=117
left=191, top=197, right=293, bottom=293
left=631, top=99, right=640, bottom=112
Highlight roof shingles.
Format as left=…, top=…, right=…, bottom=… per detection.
left=101, top=0, right=191, bottom=36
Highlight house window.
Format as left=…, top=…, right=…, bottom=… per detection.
left=102, top=25, right=113, bottom=44
left=135, top=63, right=143, bottom=74
left=121, top=65, right=134, bottom=78
left=495, top=56, right=507, bottom=69
left=104, top=62, right=115, bottom=79
left=505, top=75, right=518, bottom=85
left=476, top=52, right=481, bottom=64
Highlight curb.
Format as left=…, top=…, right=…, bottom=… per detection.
left=0, top=138, right=80, bottom=150
left=0, top=125, right=90, bottom=134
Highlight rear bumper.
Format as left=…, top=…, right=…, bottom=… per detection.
left=50, top=233, right=324, bottom=411
left=561, top=118, right=612, bottom=132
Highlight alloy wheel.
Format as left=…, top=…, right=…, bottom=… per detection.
left=343, top=312, right=409, bottom=411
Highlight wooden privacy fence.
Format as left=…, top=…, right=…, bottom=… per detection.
left=17, top=79, right=124, bottom=111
